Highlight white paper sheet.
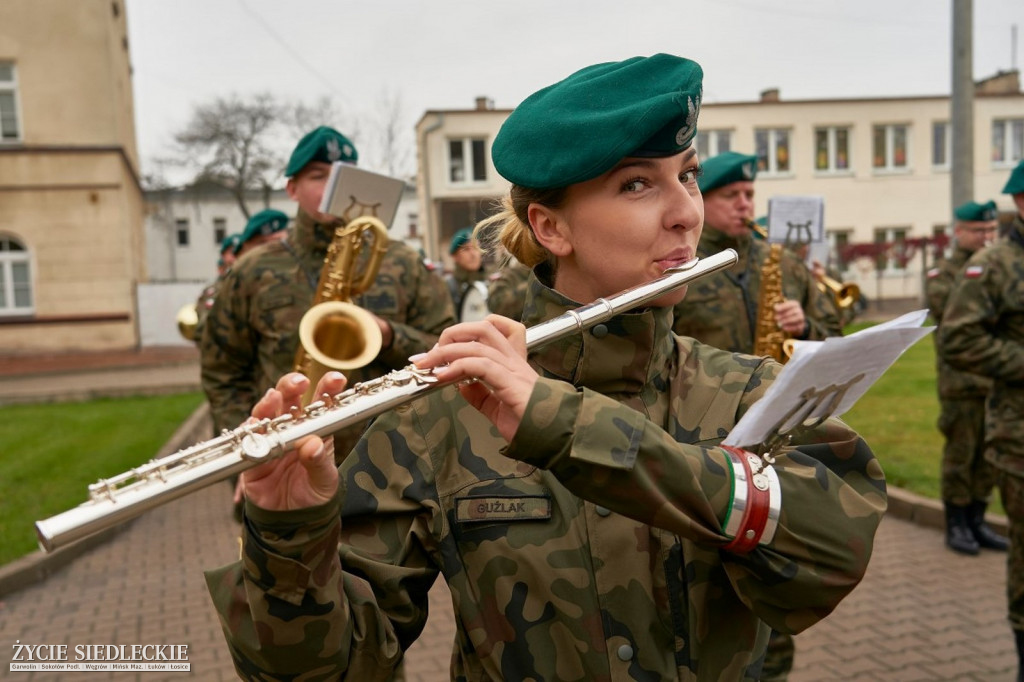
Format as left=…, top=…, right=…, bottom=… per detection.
left=722, top=310, right=934, bottom=449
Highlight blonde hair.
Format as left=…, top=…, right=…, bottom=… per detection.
left=474, top=185, right=567, bottom=268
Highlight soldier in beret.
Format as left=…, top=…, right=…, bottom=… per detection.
left=207, top=55, right=884, bottom=681
left=445, top=226, right=488, bottom=321
left=942, top=160, right=1024, bottom=678
left=198, top=124, right=455, bottom=456
left=485, top=256, right=531, bottom=321
left=234, top=208, right=290, bottom=257
left=672, top=151, right=842, bottom=357
left=189, top=232, right=244, bottom=346
left=925, top=199, right=1005, bottom=555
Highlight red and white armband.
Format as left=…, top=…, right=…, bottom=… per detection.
left=721, top=445, right=781, bottom=554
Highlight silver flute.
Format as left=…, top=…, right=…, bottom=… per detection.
left=35, top=248, right=738, bottom=552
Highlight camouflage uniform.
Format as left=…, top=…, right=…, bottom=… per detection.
left=199, top=208, right=456, bottom=456
left=925, top=244, right=995, bottom=505
left=191, top=279, right=220, bottom=346
left=206, top=266, right=886, bottom=681
left=445, top=266, right=486, bottom=321
left=672, top=228, right=842, bottom=353
left=941, top=214, right=1024, bottom=629
left=486, top=259, right=532, bottom=321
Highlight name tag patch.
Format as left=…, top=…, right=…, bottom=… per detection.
left=455, top=495, right=552, bottom=523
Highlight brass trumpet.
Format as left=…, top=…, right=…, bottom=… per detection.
left=817, top=274, right=861, bottom=310
left=176, top=303, right=199, bottom=341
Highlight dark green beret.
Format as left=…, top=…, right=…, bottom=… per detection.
left=1002, top=160, right=1024, bottom=195
left=954, top=200, right=998, bottom=222
left=449, top=227, right=474, bottom=254
left=237, top=209, right=289, bottom=252
left=219, top=233, right=242, bottom=255
left=284, top=126, right=358, bottom=177
left=491, top=54, right=703, bottom=188
left=698, top=151, right=758, bottom=194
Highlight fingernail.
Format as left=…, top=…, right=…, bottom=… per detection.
left=264, top=388, right=274, bottom=398
left=311, top=443, right=325, bottom=460
left=327, top=371, right=344, bottom=381
left=408, top=353, right=426, bottom=363
left=290, top=374, right=305, bottom=385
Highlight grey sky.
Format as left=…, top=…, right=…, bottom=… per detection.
left=126, top=0, right=1024, bottom=180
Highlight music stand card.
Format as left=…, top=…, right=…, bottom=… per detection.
left=767, top=196, right=825, bottom=245
left=319, top=162, right=406, bottom=227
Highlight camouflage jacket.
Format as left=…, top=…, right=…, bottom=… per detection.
left=924, top=244, right=991, bottom=399
left=207, top=266, right=885, bottom=681
left=940, top=214, right=1024, bottom=472
left=672, top=228, right=842, bottom=354
left=486, top=259, right=532, bottom=321
left=191, top=278, right=221, bottom=346
left=199, top=209, right=456, bottom=434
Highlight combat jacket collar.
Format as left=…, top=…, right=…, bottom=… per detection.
left=699, top=226, right=753, bottom=270
left=290, top=208, right=341, bottom=258
left=522, top=263, right=676, bottom=397
left=950, top=243, right=976, bottom=267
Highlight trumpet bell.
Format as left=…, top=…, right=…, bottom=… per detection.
left=176, top=303, right=199, bottom=341
left=298, top=301, right=384, bottom=371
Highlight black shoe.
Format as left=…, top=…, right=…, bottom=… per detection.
left=945, top=503, right=980, bottom=555
left=968, top=500, right=1009, bottom=551
left=1015, top=629, right=1024, bottom=682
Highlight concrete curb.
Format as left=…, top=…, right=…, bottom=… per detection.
left=0, top=402, right=213, bottom=598
left=886, top=483, right=1009, bottom=535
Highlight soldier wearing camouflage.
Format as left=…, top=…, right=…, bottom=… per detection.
left=672, top=152, right=842, bottom=354
left=924, top=199, right=1004, bottom=556
left=199, top=127, right=455, bottom=454
left=941, top=159, right=1024, bottom=677
left=485, top=257, right=531, bottom=321
left=206, top=54, right=885, bottom=681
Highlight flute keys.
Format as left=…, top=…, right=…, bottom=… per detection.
left=241, top=433, right=273, bottom=461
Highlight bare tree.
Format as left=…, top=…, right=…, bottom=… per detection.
left=172, top=93, right=284, bottom=218
left=361, top=88, right=413, bottom=179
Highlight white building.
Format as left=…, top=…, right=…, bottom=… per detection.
left=415, top=73, right=1023, bottom=303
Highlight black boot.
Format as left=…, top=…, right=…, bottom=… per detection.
left=1015, top=629, right=1024, bottom=682
left=945, top=502, right=980, bottom=555
left=968, top=500, right=1009, bottom=551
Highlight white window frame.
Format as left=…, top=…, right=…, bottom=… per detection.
left=932, top=121, right=951, bottom=170
left=175, top=218, right=190, bottom=247
left=872, top=124, right=910, bottom=173
left=447, top=137, right=488, bottom=185
left=992, top=118, right=1024, bottom=168
left=696, top=130, right=732, bottom=160
left=813, top=126, right=852, bottom=174
left=754, top=128, right=792, bottom=176
left=0, top=235, right=34, bottom=316
left=874, top=226, right=910, bottom=274
left=0, top=62, right=22, bottom=144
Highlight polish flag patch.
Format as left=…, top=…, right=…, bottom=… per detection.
left=926, top=267, right=941, bottom=279
left=965, top=265, right=985, bottom=278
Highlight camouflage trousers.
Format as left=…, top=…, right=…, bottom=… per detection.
left=938, top=396, right=999, bottom=505
left=759, top=630, right=794, bottom=681
left=998, top=473, right=1024, bottom=631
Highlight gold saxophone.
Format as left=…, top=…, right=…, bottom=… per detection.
left=294, top=216, right=390, bottom=403
left=752, top=240, right=790, bottom=363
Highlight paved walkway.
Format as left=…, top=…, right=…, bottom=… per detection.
left=0, top=348, right=1017, bottom=680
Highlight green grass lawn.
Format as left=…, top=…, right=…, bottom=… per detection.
left=0, top=392, right=204, bottom=566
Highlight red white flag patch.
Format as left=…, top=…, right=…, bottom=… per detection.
left=926, top=267, right=940, bottom=279
left=965, top=265, right=985, bottom=278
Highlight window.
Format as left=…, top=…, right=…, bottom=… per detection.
left=992, top=118, right=1024, bottom=166
left=213, top=218, right=227, bottom=245
left=814, top=126, right=851, bottom=172
left=827, top=229, right=852, bottom=274
left=0, top=62, right=20, bottom=142
left=448, top=138, right=487, bottom=184
left=0, top=236, right=33, bottom=315
left=754, top=128, right=791, bottom=174
left=930, top=121, right=951, bottom=169
left=175, top=219, right=189, bottom=247
left=872, top=124, right=909, bottom=171
left=696, top=130, right=732, bottom=159
left=874, top=227, right=908, bottom=273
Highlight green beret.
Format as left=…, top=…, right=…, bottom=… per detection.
left=285, top=126, right=358, bottom=177
left=1002, top=160, right=1024, bottom=195
left=449, top=227, right=475, bottom=254
left=219, top=233, right=242, bottom=255
left=491, top=54, right=703, bottom=188
left=698, top=151, right=759, bottom=194
left=237, top=209, right=289, bottom=252
left=954, top=200, right=998, bottom=222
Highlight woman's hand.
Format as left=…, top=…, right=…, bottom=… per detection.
left=238, top=372, right=346, bottom=511
left=411, top=315, right=536, bottom=442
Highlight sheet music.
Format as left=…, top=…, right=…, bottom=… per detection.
left=723, top=310, right=934, bottom=449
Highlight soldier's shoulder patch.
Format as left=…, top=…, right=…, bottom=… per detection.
left=926, top=267, right=941, bottom=279
left=965, top=265, right=985, bottom=278
left=488, top=271, right=502, bottom=282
